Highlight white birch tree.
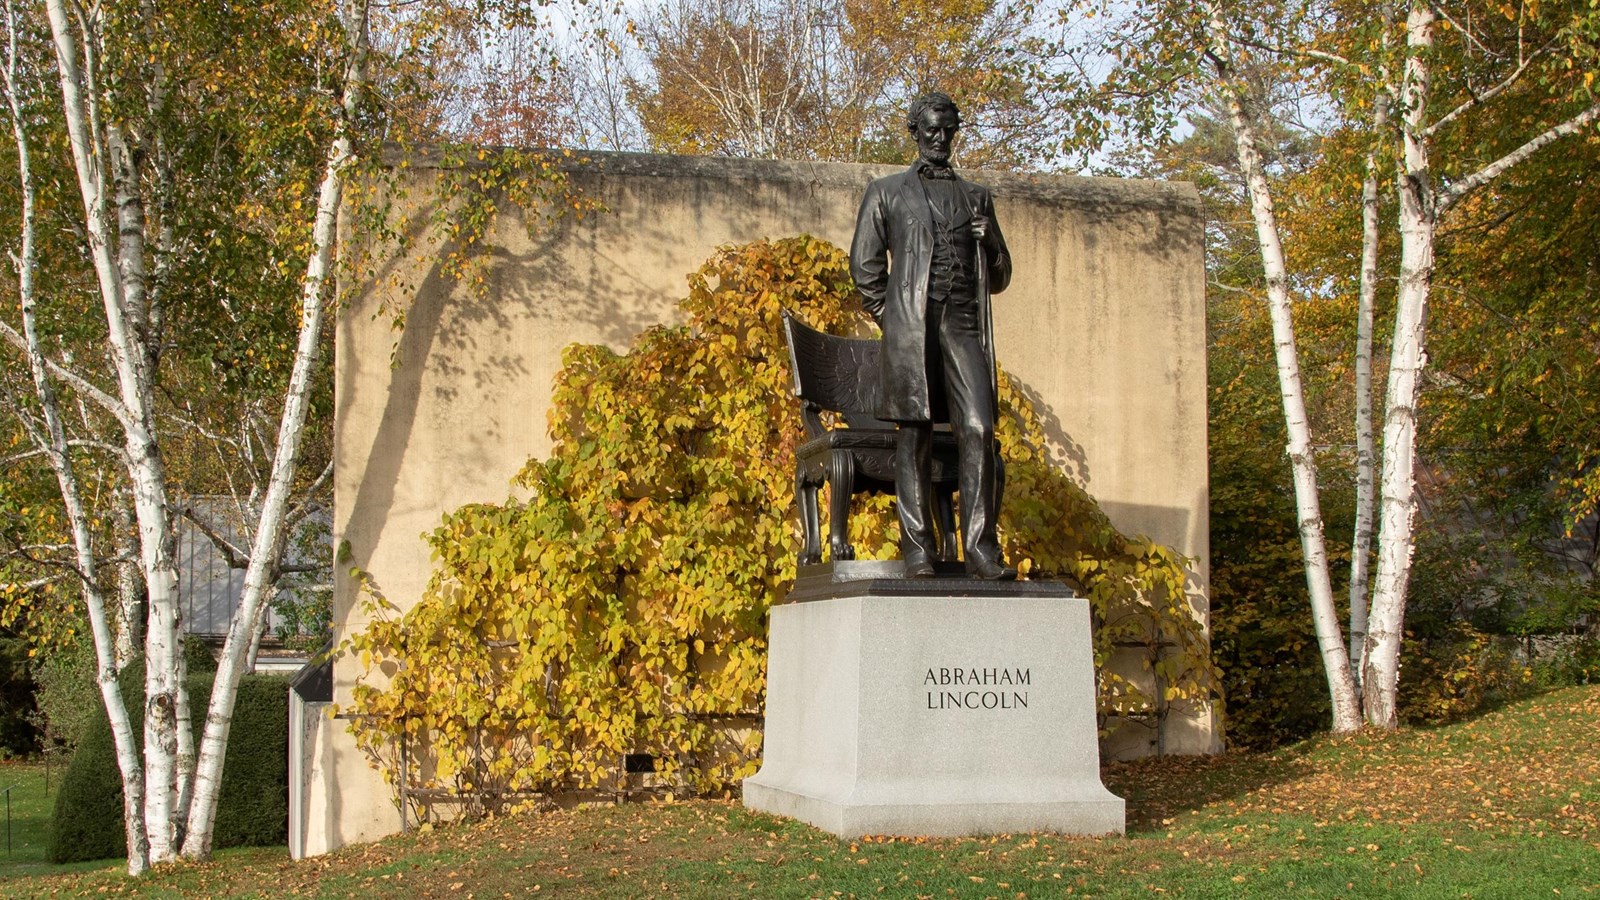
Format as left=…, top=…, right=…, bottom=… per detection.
left=1345, top=4, right=1394, bottom=685
left=1, top=0, right=151, bottom=871
left=1054, top=0, right=1600, bottom=731
left=0, top=0, right=374, bottom=869
left=1360, top=0, right=1600, bottom=725
left=1174, top=0, right=1600, bottom=726
left=179, top=0, right=371, bottom=859
left=1198, top=0, right=1363, bottom=731
left=42, top=0, right=188, bottom=860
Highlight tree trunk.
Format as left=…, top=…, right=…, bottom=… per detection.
left=179, top=0, right=370, bottom=860
left=108, top=119, right=188, bottom=859
left=173, top=633, right=195, bottom=848
left=1349, top=82, right=1388, bottom=683
left=244, top=609, right=265, bottom=674
left=111, top=488, right=144, bottom=670
left=1363, top=1, right=1435, bottom=728
left=133, top=460, right=183, bottom=861
left=5, top=5, right=147, bottom=869
left=180, top=128, right=344, bottom=864
left=45, top=0, right=184, bottom=864
left=1203, top=0, right=1362, bottom=731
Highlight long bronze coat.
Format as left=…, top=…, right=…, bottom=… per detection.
left=849, top=164, right=1012, bottom=422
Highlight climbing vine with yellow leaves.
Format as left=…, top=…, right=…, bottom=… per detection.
left=346, top=236, right=1219, bottom=815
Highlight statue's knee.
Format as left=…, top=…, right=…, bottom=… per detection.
left=956, top=420, right=994, bottom=448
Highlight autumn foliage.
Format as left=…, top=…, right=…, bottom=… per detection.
left=346, top=236, right=1218, bottom=812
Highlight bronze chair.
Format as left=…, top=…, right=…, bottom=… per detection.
left=781, top=312, right=960, bottom=566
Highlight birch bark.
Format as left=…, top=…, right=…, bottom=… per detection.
left=43, top=0, right=185, bottom=862
left=1202, top=0, right=1362, bottom=731
left=1363, top=0, right=1600, bottom=725
left=1348, top=63, right=1389, bottom=683
left=1363, top=2, right=1433, bottom=728
left=111, top=488, right=143, bottom=670
left=179, top=0, right=371, bottom=859
left=4, top=0, right=148, bottom=872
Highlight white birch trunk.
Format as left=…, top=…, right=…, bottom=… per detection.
left=3, top=3, right=148, bottom=870
left=1348, top=85, right=1388, bottom=682
left=111, top=488, right=143, bottom=670
left=244, top=598, right=267, bottom=674
left=115, top=87, right=183, bottom=876
left=1363, top=2, right=1434, bottom=728
left=173, top=631, right=194, bottom=848
left=1362, top=2, right=1600, bottom=726
left=1203, top=1, right=1362, bottom=731
left=104, top=19, right=183, bottom=861
left=179, top=0, right=370, bottom=859
left=132, top=421, right=183, bottom=865
left=109, top=123, right=153, bottom=372
left=44, top=0, right=184, bottom=862
left=179, top=133, right=343, bottom=861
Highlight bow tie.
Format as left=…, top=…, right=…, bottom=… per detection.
left=919, top=166, right=955, bottom=180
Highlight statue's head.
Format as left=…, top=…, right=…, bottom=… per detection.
left=906, top=92, right=962, bottom=167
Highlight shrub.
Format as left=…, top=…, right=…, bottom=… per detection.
left=30, top=639, right=97, bottom=752
left=48, top=662, right=288, bottom=863
left=1527, top=634, right=1600, bottom=689
left=210, top=674, right=291, bottom=847
left=185, top=634, right=219, bottom=673
left=1397, top=622, right=1534, bottom=725
left=46, top=678, right=128, bottom=863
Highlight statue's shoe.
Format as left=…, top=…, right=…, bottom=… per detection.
left=966, top=556, right=1017, bottom=581
left=904, top=556, right=936, bottom=578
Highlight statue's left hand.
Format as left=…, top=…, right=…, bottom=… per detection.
left=970, top=215, right=989, bottom=240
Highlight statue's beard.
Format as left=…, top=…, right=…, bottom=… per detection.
left=921, top=148, right=951, bottom=166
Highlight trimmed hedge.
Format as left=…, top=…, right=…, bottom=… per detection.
left=48, top=660, right=289, bottom=863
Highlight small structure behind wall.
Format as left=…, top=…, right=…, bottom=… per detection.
left=288, top=654, right=333, bottom=860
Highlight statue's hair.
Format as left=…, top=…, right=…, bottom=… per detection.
left=906, top=92, right=962, bottom=132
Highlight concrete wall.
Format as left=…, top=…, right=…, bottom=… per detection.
left=320, top=149, right=1213, bottom=854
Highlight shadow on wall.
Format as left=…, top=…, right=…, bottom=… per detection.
left=1097, top=502, right=1194, bottom=556
left=499, top=188, right=678, bottom=354
left=444, top=169, right=858, bottom=369
left=339, top=168, right=849, bottom=594
left=340, top=221, right=466, bottom=589
left=1009, top=374, right=1091, bottom=485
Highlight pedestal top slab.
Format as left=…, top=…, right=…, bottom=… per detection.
left=789, top=561, right=1079, bottom=603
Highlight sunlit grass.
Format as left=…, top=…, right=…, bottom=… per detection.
left=5, top=685, right=1597, bottom=898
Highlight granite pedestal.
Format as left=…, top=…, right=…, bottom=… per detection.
left=743, top=564, right=1125, bottom=837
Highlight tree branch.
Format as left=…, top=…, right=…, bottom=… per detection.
left=1422, top=38, right=1557, bottom=140
left=179, top=505, right=250, bottom=570
left=0, top=528, right=94, bottom=586
left=1207, top=277, right=1256, bottom=295
left=285, top=457, right=334, bottom=528
left=1439, top=101, right=1600, bottom=214
left=1429, top=2, right=1498, bottom=59
left=0, top=323, right=132, bottom=428
left=1229, top=33, right=1356, bottom=70
left=14, top=572, right=68, bottom=591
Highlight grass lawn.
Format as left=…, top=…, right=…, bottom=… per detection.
left=0, top=755, right=69, bottom=877
left=3, top=685, right=1597, bottom=898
